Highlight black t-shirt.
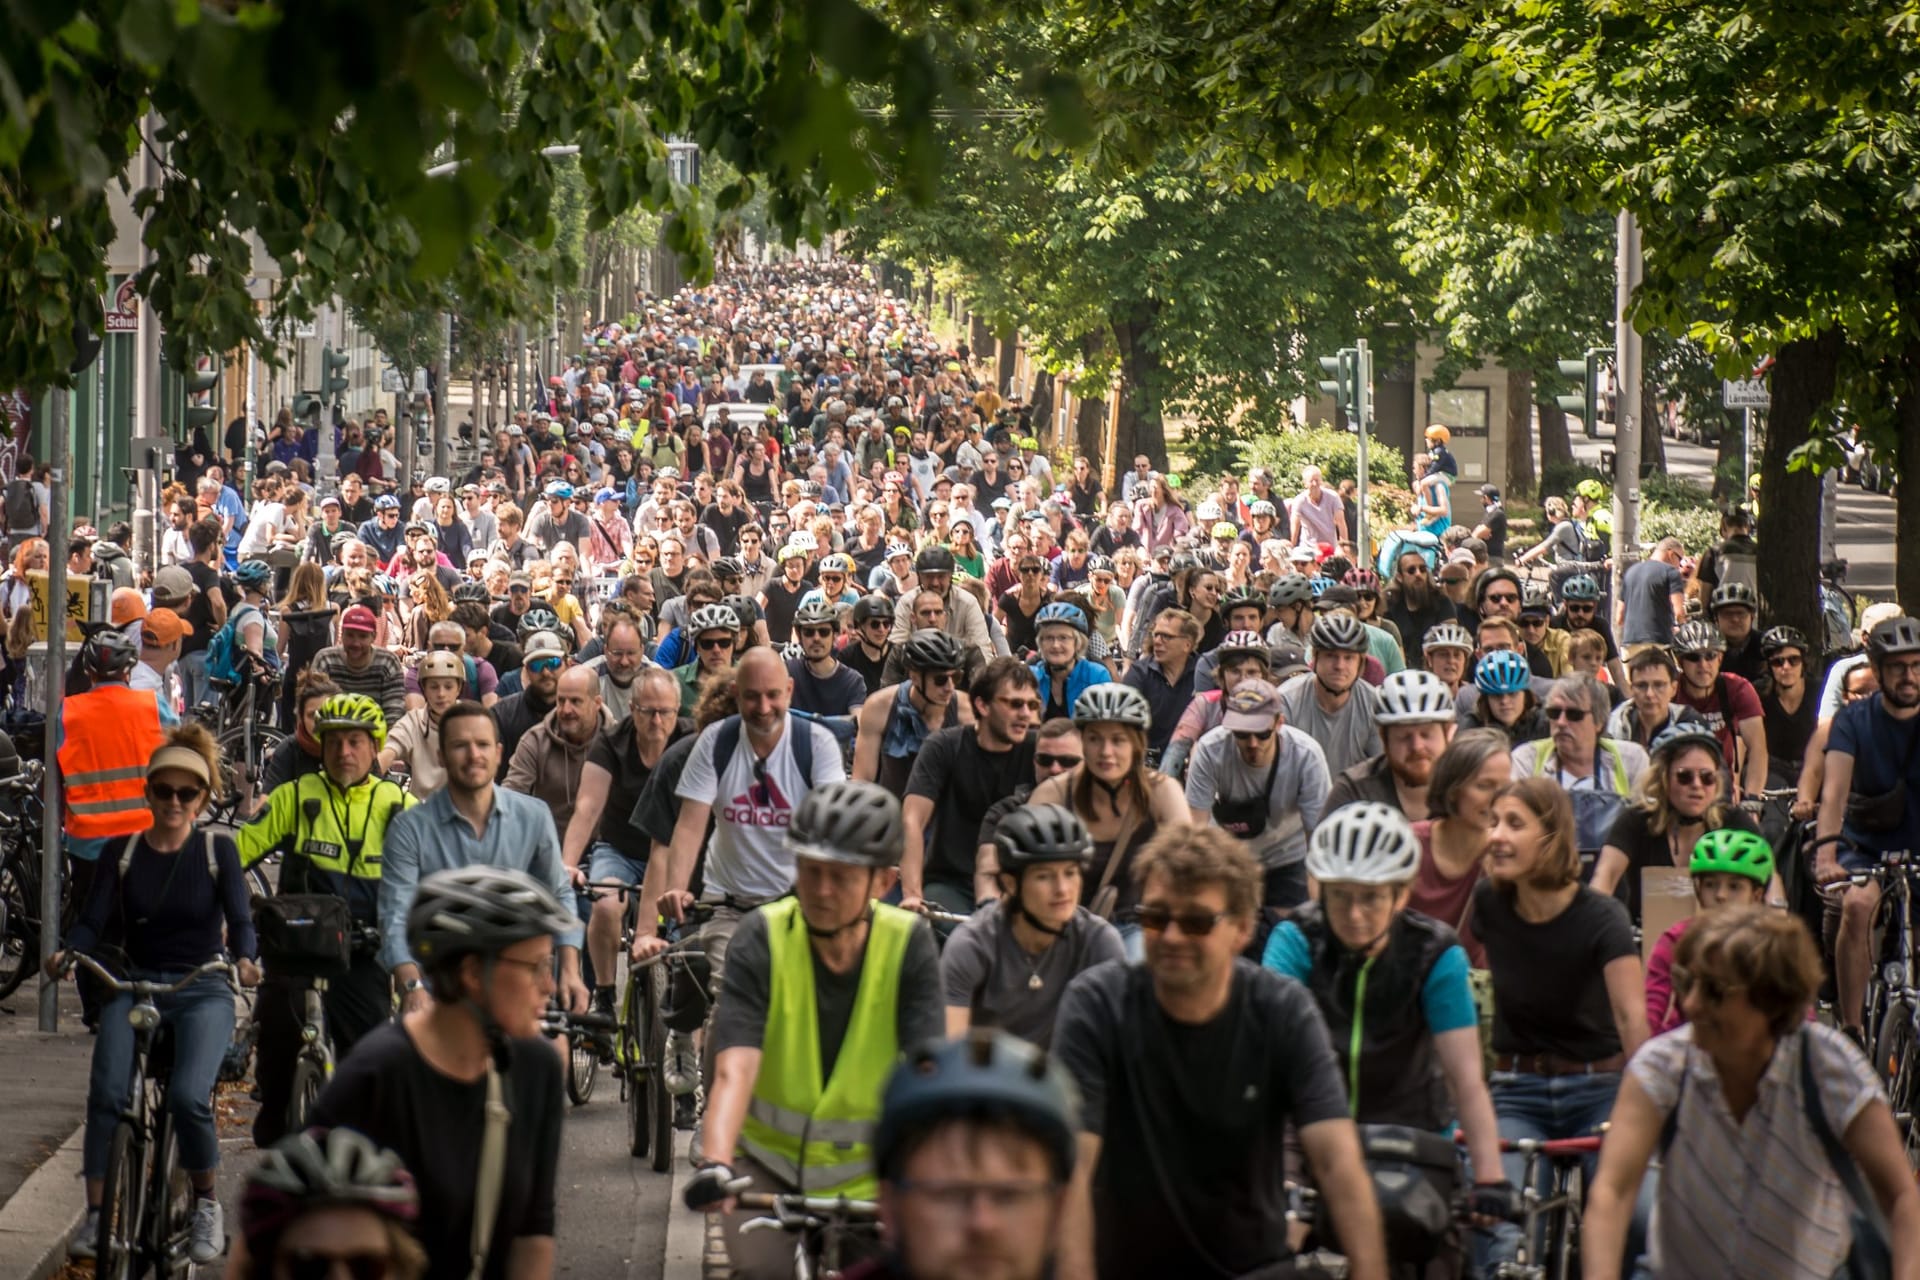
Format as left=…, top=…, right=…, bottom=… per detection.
left=1000, top=589, right=1047, bottom=654
left=311, top=1023, right=562, bottom=1280
left=1471, top=881, right=1636, bottom=1062
left=762, top=577, right=808, bottom=645
left=1600, top=806, right=1761, bottom=924
left=785, top=656, right=868, bottom=717
left=588, top=719, right=686, bottom=862
left=836, top=641, right=890, bottom=695
left=1762, top=684, right=1818, bottom=772
left=181, top=561, right=222, bottom=656
left=906, top=727, right=1037, bottom=889
left=700, top=503, right=751, bottom=555
left=1482, top=503, right=1509, bottom=560
left=1053, top=960, right=1347, bottom=1279
left=1090, top=525, right=1141, bottom=557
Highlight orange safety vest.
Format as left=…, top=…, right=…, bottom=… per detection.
left=58, top=684, right=164, bottom=839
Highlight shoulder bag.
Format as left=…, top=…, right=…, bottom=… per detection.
left=1800, top=1031, right=1893, bottom=1280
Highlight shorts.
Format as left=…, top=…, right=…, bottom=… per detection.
left=587, top=842, right=647, bottom=889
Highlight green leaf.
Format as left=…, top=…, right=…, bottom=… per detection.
left=116, top=0, right=177, bottom=70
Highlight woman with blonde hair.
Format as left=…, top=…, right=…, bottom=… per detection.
left=403, top=572, right=450, bottom=652
left=273, top=563, right=335, bottom=729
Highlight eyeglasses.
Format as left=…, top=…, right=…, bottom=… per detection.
left=525, top=656, right=563, bottom=674
left=148, top=782, right=205, bottom=805
left=1566, top=601, right=1595, bottom=612
left=1769, top=654, right=1804, bottom=668
left=1544, top=705, right=1588, bottom=722
left=1134, top=904, right=1229, bottom=936
left=431, top=641, right=463, bottom=652
left=282, top=1249, right=394, bottom=1280
left=1035, top=753, right=1083, bottom=770
left=698, top=636, right=735, bottom=652
left=798, top=626, right=836, bottom=638
left=634, top=705, right=678, bottom=720
left=1232, top=729, right=1275, bottom=743
left=1440, top=575, right=1468, bottom=586
left=494, top=953, right=554, bottom=983
left=1673, top=767, right=1718, bottom=787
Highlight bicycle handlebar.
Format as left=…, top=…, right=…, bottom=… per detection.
left=735, top=1192, right=879, bottom=1217
left=65, top=954, right=233, bottom=995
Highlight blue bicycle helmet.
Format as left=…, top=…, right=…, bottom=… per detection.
left=1560, top=574, right=1602, bottom=602
left=232, top=561, right=273, bottom=590
left=1308, top=574, right=1336, bottom=599
left=1035, top=602, right=1088, bottom=635
left=1475, top=650, right=1533, bottom=695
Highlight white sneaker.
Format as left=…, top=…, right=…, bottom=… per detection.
left=189, top=1197, right=224, bottom=1264
left=665, top=1030, right=698, bottom=1095
left=68, top=1209, right=99, bottom=1261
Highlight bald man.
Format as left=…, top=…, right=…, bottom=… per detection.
left=504, top=663, right=612, bottom=836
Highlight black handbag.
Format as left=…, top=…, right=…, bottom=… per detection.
left=252, top=892, right=353, bottom=978
left=1847, top=713, right=1920, bottom=834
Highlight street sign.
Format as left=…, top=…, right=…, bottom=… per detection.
left=104, top=277, right=139, bottom=334
left=1723, top=378, right=1770, bottom=409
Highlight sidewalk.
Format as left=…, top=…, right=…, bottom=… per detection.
left=0, top=981, right=92, bottom=1280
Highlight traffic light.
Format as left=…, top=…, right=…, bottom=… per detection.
left=184, top=359, right=219, bottom=431
left=1553, top=348, right=1613, bottom=438
left=1317, top=348, right=1360, bottom=428
left=293, top=391, right=324, bottom=423
left=322, top=345, right=351, bottom=405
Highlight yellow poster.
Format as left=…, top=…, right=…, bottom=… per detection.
left=26, top=570, right=91, bottom=643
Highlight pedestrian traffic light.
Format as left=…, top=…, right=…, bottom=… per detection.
left=293, top=391, right=323, bottom=422
left=1317, top=348, right=1360, bottom=429
left=184, top=360, right=219, bottom=431
left=322, top=345, right=351, bottom=405
left=1553, top=348, right=1613, bottom=438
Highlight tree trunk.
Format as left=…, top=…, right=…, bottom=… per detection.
left=1111, top=301, right=1168, bottom=470
left=969, top=313, right=993, bottom=366
left=1757, top=330, right=1844, bottom=643
left=1029, top=372, right=1055, bottom=451
left=1897, top=338, right=1920, bottom=613
left=1505, top=366, right=1537, bottom=499
left=996, top=330, right=1018, bottom=400
left=1640, top=386, right=1666, bottom=475
left=1538, top=402, right=1574, bottom=473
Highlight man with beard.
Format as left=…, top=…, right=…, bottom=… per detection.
left=1324, top=671, right=1456, bottom=820
left=887, top=547, right=992, bottom=661
left=1052, top=826, right=1384, bottom=1280
left=787, top=599, right=869, bottom=717
left=490, top=631, right=568, bottom=779
left=505, top=664, right=611, bottom=839
left=1383, top=547, right=1460, bottom=651
left=1278, top=613, right=1382, bottom=777
left=584, top=615, right=648, bottom=721
left=561, top=667, right=685, bottom=1014
left=379, top=701, right=586, bottom=1016
left=309, top=604, right=408, bottom=724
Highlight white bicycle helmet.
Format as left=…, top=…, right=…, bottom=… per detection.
left=1420, top=622, right=1474, bottom=653
left=1072, top=683, right=1152, bottom=731
left=787, top=530, right=818, bottom=553
left=1372, top=670, right=1456, bottom=725
left=1305, top=802, right=1421, bottom=886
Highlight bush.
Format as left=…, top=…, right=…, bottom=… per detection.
left=1235, top=422, right=1408, bottom=493
left=1640, top=503, right=1721, bottom=553
left=1640, top=471, right=1712, bottom=510
left=1538, top=460, right=1609, bottom=502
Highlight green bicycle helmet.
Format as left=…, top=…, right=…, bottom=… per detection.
left=313, top=692, right=388, bottom=750
left=1688, top=829, right=1775, bottom=886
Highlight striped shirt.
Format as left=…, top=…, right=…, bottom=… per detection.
left=1632, top=1023, right=1882, bottom=1279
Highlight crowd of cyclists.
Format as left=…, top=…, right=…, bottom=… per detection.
left=23, top=259, right=1920, bottom=1279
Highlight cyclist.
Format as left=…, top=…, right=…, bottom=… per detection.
left=379, top=648, right=463, bottom=797
left=853, top=628, right=972, bottom=795
left=53, top=728, right=259, bottom=1263
left=260, top=670, right=338, bottom=793
left=238, top=692, right=417, bottom=1147
left=1262, top=803, right=1510, bottom=1272
left=1707, top=580, right=1767, bottom=686
left=839, top=593, right=897, bottom=693
left=1030, top=601, right=1110, bottom=722
left=1757, top=625, right=1817, bottom=790
left=1161, top=629, right=1270, bottom=780
left=308, top=602, right=408, bottom=725
left=1383, top=548, right=1457, bottom=660
left=1642, top=829, right=1776, bottom=1033
left=312, top=865, right=574, bottom=1280
left=847, top=1030, right=1079, bottom=1280
left=1418, top=621, right=1474, bottom=695
left=1052, top=824, right=1387, bottom=1280
left=684, top=781, right=942, bottom=1279
left=232, top=1127, right=426, bottom=1280
left=1816, top=614, right=1920, bottom=1042
left=1264, top=572, right=1314, bottom=649
left=1324, top=669, right=1456, bottom=821
left=1463, top=649, right=1545, bottom=745
left=677, top=602, right=743, bottom=713
left=1670, top=618, right=1769, bottom=799
left=786, top=597, right=869, bottom=717
left=1279, top=612, right=1381, bottom=776
left=942, top=804, right=1124, bottom=1048
left=1604, top=646, right=1702, bottom=750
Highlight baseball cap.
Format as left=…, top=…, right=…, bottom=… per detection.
left=524, top=631, right=567, bottom=660
left=1478, top=484, right=1501, bottom=500
left=341, top=605, right=378, bottom=634
left=151, top=565, right=194, bottom=606
left=508, top=571, right=532, bottom=591
left=142, top=607, right=194, bottom=646
left=594, top=488, right=619, bottom=504
left=1221, top=680, right=1283, bottom=733
left=1268, top=641, right=1309, bottom=681
left=318, top=493, right=342, bottom=509
left=109, top=587, right=149, bottom=627
left=1288, top=545, right=1317, bottom=564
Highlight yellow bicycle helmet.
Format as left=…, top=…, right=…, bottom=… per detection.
left=313, top=693, right=388, bottom=750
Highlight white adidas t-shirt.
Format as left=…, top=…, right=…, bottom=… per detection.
left=675, top=716, right=844, bottom=900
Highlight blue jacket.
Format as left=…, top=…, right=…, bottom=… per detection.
left=1032, top=657, right=1110, bottom=716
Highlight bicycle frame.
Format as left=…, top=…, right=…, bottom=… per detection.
left=735, top=1192, right=881, bottom=1280
left=1497, top=1135, right=1601, bottom=1280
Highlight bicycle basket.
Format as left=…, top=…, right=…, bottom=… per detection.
left=253, top=892, right=353, bottom=978
left=661, top=950, right=713, bottom=1034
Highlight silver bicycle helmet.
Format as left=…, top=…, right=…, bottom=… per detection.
left=1305, top=802, right=1421, bottom=886
left=994, top=804, right=1095, bottom=871
left=1420, top=622, right=1474, bottom=653
left=786, top=780, right=904, bottom=868
left=793, top=599, right=840, bottom=628
left=1671, top=620, right=1725, bottom=656
left=241, top=1127, right=418, bottom=1254
left=406, top=865, right=577, bottom=966
left=1072, top=683, right=1152, bottom=731
left=1309, top=611, right=1369, bottom=654
left=1269, top=574, right=1313, bottom=608
left=689, top=603, right=741, bottom=636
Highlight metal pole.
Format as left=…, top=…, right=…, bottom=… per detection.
left=433, top=312, right=451, bottom=477
left=1355, top=339, right=1372, bottom=561
left=1743, top=407, right=1752, bottom=494
left=1611, top=211, right=1643, bottom=606
left=316, top=301, right=337, bottom=487
left=38, top=389, right=69, bottom=1032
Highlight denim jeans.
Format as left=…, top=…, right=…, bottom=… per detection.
left=177, top=650, right=210, bottom=714
left=84, top=969, right=235, bottom=1179
left=1472, top=1069, right=1621, bottom=1272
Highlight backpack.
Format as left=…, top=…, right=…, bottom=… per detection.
left=1715, top=535, right=1760, bottom=597
left=710, top=713, right=814, bottom=789
left=4, top=478, right=36, bottom=533
left=207, top=602, right=266, bottom=685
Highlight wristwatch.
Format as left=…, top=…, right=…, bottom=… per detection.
left=402, top=978, right=425, bottom=994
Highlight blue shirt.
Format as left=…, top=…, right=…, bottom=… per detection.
left=215, top=486, right=248, bottom=567
left=1262, top=921, right=1477, bottom=1034
left=377, top=785, right=580, bottom=969
left=1829, top=693, right=1920, bottom=862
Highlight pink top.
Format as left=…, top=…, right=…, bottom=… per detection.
left=1409, top=820, right=1485, bottom=967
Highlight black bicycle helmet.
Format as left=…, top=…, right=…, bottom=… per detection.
left=915, top=546, right=956, bottom=575
left=873, top=1030, right=1079, bottom=1183
left=994, top=804, right=1094, bottom=872
left=903, top=628, right=965, bottom=672
left=712, top=557, right=745, bottom=581
left=720, top=593, right=761, bottom=625
left=1760, top=625, right=1809, bottom=657
left=1671, top=620, right=1725, bottom=656
left=240, top=1127, right=419, bottom=1257
left=83, top=628, right=139, bottom=680
left=1868, top=615, right=1920, bottom=660
left=852, top=594, right=894, bottom=626
left=1269, top=574, right=1313, bottom=608
left=450, top=582, right=492, bottom=605
left=1221, top=585, right=1265, bottom=616
left=1309, top=612, right=1369, bottom=654
left=786, top=780, right=904, bottom=868
left=406, top=865, right=577, bottom=967
left=1708, top=581, right=1760, bottom=615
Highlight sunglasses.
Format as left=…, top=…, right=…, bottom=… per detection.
left=283, top=1250, right=393, bottom=1280
left=1544, top=705, right=1588, bottom=722
left=1673, top=767, right=1718, bottom=787
left=1519, top=616, right=1548, bottom=627
left=1440, top=575, right=1468, bottom=586
left=1677, top=651, right=1718, bottom=664
left=798, top=626, right=836, bottom=638
left=1035, top=753, right=1083, bottom=769
left=698, top=636, right=735, bottom=652
left=525, top=656, right=563, bottom=674
left=148, top=782, right=205, bottom=805
left=918, top=670, right=956, bottom=686
left=1671, top=964, right=1740, bottom=1005
left=1134, top=904, right=1229, bottom=936
left=431, top=642, right=463, bottom=652
left=1769, top=654, right=1804, bottom=667
left=1483, top=591, right=1519, bottom=605
left=1399, top=564, right=1428, bottom=576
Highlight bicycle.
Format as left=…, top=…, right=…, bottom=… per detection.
left=539, top=1003, right=621, bottom=1106
left=65, top=953, right=234, bottom=1280
left=192, top=663, right=286, bottom=829
left=1824, top=840, right=1920, bottom=1167
left=0, top=760, right=49, bottom=999
left=1488, top=1134, right=1602, bottom=1280
left=734, top=1191, right=882, bottom=1280
left=284, top=925, right=381, bottom=1135
left=623, top=900, right=714, bottom=1172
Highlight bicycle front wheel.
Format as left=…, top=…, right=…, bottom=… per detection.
left=626, top=971, right=652, bottom=1160
left=0, top=856, right=29, bottom=999
left=287, top=1053, right=325, bottom=1135
left=646, top=964, right=672, bottom=1173
left=96, top=1121, right=142, bottom=1280
left=148, top=1111, right=193, bottom=1279
left=566, top=1027, right=599, bottom=1106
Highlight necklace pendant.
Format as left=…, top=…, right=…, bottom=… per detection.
left=1027, top=972, right=1044, bottom=991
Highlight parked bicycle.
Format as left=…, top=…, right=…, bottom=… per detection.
left=734, top=1191, right=882, bottom=1280
left=0, top=760, right=54, bottom=1000
left=192, top=662, right=284, bottom=829
left=64, top=953, right=234, bottom=1280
